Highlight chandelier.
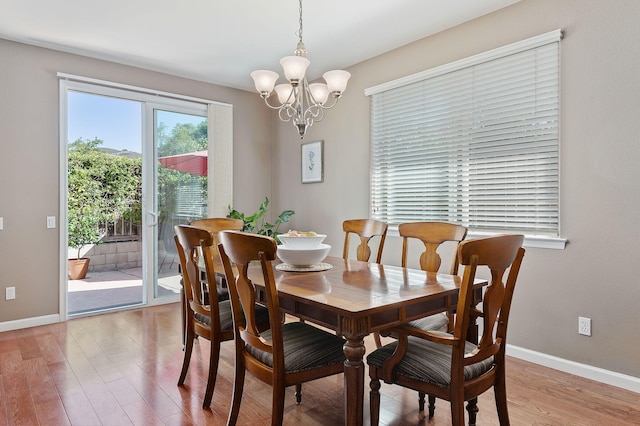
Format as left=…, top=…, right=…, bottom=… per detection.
left=250, top=0, right=351, bottom=138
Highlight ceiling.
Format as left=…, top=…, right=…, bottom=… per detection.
left=0, top=0, right=520, bottom=91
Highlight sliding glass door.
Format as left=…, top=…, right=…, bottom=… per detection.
left=62, top=80, right=208, bottom=316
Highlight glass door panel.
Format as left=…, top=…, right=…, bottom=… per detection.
left=154, top=110, right=208, bottom=298
left=66, top=91, right=144, bottom=315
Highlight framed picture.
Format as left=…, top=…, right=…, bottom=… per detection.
left=301, top=140, right=324, bottom=184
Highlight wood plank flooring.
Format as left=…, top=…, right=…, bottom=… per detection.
left=0, top=303, right=638, bottom=425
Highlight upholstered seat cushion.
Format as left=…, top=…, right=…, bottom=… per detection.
left=405, top=312, right=449, bottom=332
left=195, top=300, right=269, bottom=332
left=247, top=322, right=346, bottom=373
left=367, top=333, right=493, bottom=387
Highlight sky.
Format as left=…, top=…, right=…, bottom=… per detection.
left=67, top=91, right=205, bottom=153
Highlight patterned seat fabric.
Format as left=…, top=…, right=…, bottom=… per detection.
left=246, top=322, right=346, bottom=373
left=195, top=300, right=269, bottom=333
left=367, top=332, right=493, bottom=387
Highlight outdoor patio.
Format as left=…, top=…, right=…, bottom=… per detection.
left=67, top=266, right=182, bottom=315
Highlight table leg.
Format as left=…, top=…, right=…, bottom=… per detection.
left=343, top=335, right=366, bottom=426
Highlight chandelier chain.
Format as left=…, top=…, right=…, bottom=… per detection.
left=297, top=0, right=304, bottom=44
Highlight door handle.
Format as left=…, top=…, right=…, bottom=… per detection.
left=148, top=210, right=158, bottom=227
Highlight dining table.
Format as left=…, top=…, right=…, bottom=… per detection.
left=246, top=255, right=487, bottom=426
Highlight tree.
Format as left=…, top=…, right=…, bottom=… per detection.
left=67, top=138, right=142, bottom=257
left=157, top=121, right=207, bottom=157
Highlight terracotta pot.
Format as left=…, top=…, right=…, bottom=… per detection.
left=68, top=258, right=90, bottom=280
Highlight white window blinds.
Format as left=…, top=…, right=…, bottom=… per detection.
left=368, top=30, right=562, bottom=236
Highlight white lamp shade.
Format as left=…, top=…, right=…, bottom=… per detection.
left=323, top=70, right=351, bottom=95
left=251, top=70, right=279, bottom=95
left=309, top=83, right=329, bottom=105
left=280, top=56, right=310, bottom=83
left=274, top=84, right=294, bottom=105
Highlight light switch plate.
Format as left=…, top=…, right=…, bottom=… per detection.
left=47, top=216, right=56, bottom=229
left=0, top=217, right=3, bottom=230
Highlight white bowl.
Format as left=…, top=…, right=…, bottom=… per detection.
left=277, top=244, right=331, bottom=267
left=278, top=234, right=327, bottom=249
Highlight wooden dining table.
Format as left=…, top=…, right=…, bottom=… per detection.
left=246, top=255, right=487, bottom=426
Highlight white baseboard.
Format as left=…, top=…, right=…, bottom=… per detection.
left=507, top=344, right=640, bottom=393
left=0, top=314, right=60, bottom=333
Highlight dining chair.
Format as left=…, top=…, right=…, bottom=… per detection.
left=367, top=234, right=525, bottom=426
left=177, top=218, right=243, bottom=344
left=342, top=219, right=388, bottom=347
left=218, top=231, right=347, bottom=426
left=189, top=217, right=244, bottom=291
left=398, top=221, right=468, bottom=334
left=342, top=219, right=388, bottom=264
left=173, top=224, right=267, bottom=409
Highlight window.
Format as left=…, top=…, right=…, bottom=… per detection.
left=367, top=30, right=563, bottom=242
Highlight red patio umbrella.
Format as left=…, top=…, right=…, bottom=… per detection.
left=157, top=150, right=208, bottom=176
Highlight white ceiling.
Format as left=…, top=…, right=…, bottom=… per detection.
left=0, top=0, right=520, bottom=91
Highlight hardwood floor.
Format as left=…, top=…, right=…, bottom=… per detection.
left=0, top=303, right=639, bottom=425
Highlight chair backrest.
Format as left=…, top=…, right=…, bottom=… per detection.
left=218, top=231, right=282, bottom=362
left=174, top=224, right=221, bottom=337
left=453, top=234, right=525, bottom=367
left=189, top=218, right=244, bottom=268
left=342, top=219, right=388, bottom=263
left=398, top=222, right=468, bottom=274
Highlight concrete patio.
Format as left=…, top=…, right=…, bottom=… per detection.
left=67, top=266, right=182, bottom=315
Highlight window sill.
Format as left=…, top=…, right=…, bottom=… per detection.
left=387, top=228, right=567, bottom=250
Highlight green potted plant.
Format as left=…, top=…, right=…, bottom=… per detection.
left=67, top=209, right=102, bottom=279
left=67, top=139, right=102, bottom=280
left=227, top=197, right=294, bottom=243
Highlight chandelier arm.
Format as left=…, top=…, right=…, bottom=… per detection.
left=261, top=96, right=288, bottom=110
left=279, top=108, right=295, bottom=122
left=303, top=106, right=325, bottom=123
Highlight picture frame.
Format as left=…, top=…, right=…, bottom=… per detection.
left=301, top=140, right=324, bottom=184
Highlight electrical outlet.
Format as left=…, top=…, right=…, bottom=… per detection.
left=5, top=287, right=15, bottom=300
left=578, top=316, right=591, bottom=336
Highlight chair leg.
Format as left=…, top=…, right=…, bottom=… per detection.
left=295, top=384, right=302, bottom=404
left=466, top=398, right=479, bottom=426
left=450, top=395, right=465, bottom=426
left=178, top=329, right=194, bottom=385
left=428, top=395, right=436, bottom=418
left=418, top=391, right=425, bottom=410
left=494, top=374, right=510, bottom=426
left=373, top=332, right=382, bottom=348
left=271, top=383, right=286, bottom=426
left=369, top=377, right=381, bottom=426
left=226, top=354, right=246, bottom=426
left=202, top=339, right=221, bottom=409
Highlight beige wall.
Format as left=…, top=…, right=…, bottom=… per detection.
left=0, top=39, right=273, bottom=322
left=1, top=0, right=639, bottom=382
left=272, top=0, right=640, bottom=378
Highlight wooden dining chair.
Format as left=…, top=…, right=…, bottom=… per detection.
left=342, top=219, right=388, bottom=347
left=342, top=219, right=388, bottom=264
left=398, top=221, right=468, bottom=334
left=173, top=224, right=267, bottom=409
left=188, top=218, right=244, bottom=268
left=189, top=217, right=244, bottom=291
left=218, top=231, right=347, bottom=426
left=367, top=234, right=525, bottom=426
left=177, top=218, right=243, bottom=344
